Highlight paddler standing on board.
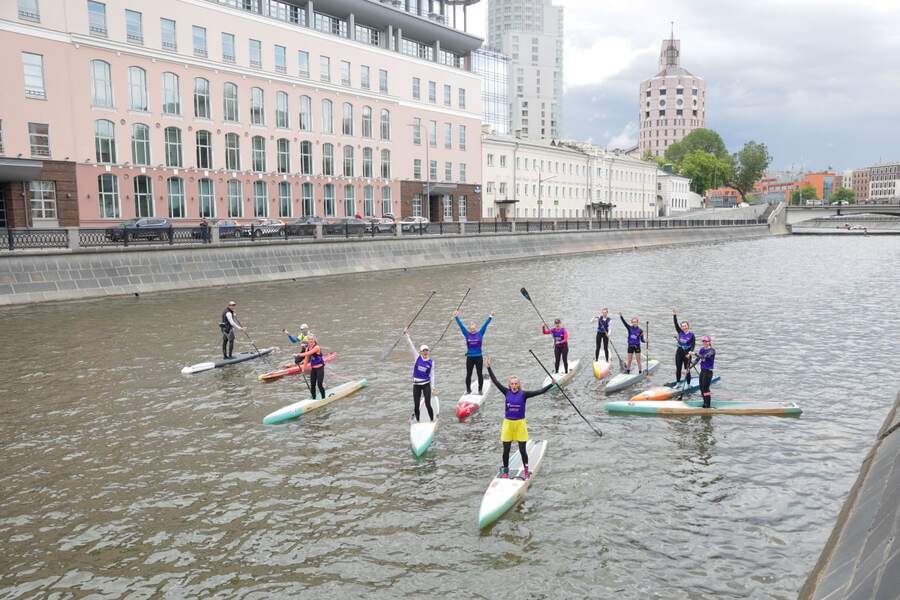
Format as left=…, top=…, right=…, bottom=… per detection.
left=672, top=309, right=695, bottom=385
left=592, top=308, right=612, bottom=363
left=453, top=310, right=494, bottom=395
left=405, top=330, right=436, bottom=422
left=541, top=318, right=570, bottom=374
left=294, top=334, right=326, bottom=399
left=619, top=313, right=645, bottom=374
left=219, top=301, right=245, bottom=359
left=486, top=356, right=553, bottom=480
left=691, top=336, right=716, bottom=408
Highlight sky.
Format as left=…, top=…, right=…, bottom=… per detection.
left=460, top=0, right=900, bottom=171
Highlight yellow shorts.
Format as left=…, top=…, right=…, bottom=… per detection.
left=500, top=418, right=529, bottom=442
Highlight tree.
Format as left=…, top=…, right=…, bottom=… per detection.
left=790, top=184, right=818, bottom=205
left=830, top=187, right=855, bottom=204
left=642, top=150, right=669, bottom=169
left=679, top=150, right=734, bottom=196
left=664, top=128, right=729, bottom=166
left=725, top=141, right=771, bottom=203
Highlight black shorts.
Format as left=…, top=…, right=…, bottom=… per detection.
left=627, top=345, right=641, bottom=354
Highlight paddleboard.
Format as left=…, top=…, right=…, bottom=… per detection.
left=258, top=352, right=338, bottom=381
left=592, top=360, right=611, bottom=379
left=606, top=399, right=802, bottom=416
left=541, top=358, right=582, bottom=389
left=181, top=347, right=275, bottom=374
left=478, top=439, right=548, bottom=529
left=456, top=384, right=492, bottom=420
left=630, top=376, right=721, bottom=401
left=604, top=359, right=660, bottom=393
left=410, top=396, right=440, bottom=457
left=262, top=379, right=368, bottom=424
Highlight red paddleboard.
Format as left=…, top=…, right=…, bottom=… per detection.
left=258, top=352, right=338, bottom=382
left=455, top=386, right=491, bottom=420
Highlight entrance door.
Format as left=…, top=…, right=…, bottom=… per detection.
left=0, top=187, right=7, bottom=228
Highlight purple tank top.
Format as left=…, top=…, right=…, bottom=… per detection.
left=504, top=389, right=526, bottom=420
left=412, top=356, right=432, bottom=383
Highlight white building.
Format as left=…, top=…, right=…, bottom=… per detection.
left=656, top=171, right=698, bottom=216
left=868, top=162, right=900, bottom=202
left=487, top=0, right=563, bottom=141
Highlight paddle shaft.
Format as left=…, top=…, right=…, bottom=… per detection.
left=607, top=335, right=626, bottom=370
left=432, top=287, right=471, bottom=350
left=519, top=288, right=549, bottom=327
left=529, top=349, right=603, bottom=438
left=234, top=316, right=266, bottom=359
left=381, top=291, right=437, bottom=359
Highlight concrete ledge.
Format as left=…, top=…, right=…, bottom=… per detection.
left=0, top=225, right=769, bottom=306
left=799, top=391, right=900, bottom=600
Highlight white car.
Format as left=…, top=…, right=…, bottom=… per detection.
left=400, top=216, right=430, bottom=232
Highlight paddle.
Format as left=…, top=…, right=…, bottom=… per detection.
left=432, top=287, right=471, bottom=351
left=380, top=291, right=437, bottom=360
left=643, top=320, right=651, bottom=379
left=608, top=335, right=627, bottom=372
left=519, top=287, right=549, bottom=325
left=234, top=316, right=271, bottom=363
left=529, top=349, right=603, bottom=439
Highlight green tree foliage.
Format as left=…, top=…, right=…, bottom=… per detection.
left=725, top=141, right=772, bottom=203
left=679, top=150, right=733, bottom=196
left=830, top=187, right=855, bottom=204
left=790, top=184, right=819, bottom=204
left=664, top=129, right=729, bottom=166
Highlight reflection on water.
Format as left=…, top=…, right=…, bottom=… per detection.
left=1, top=236, right=899, bottom=598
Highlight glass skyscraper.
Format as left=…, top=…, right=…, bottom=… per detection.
left=471, top=49, right=510, bottom=135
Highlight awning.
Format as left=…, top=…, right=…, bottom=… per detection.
left=427, top=182, right=457, bottom=194
left=0, top=158, right=43, bottom=182
left=494, top=198, right=519, bottom=204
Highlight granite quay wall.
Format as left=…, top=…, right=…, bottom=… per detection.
left=0, top=224, right=770, bottom=306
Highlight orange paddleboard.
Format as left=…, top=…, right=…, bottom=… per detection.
left=630, top=386, right=677, bottom=402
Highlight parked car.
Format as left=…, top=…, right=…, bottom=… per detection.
left=243, top=218, right=285, bottom=237
left=364, top=217, right=396, bottom=234
left=399, top=216, right=430, bottom=232
left=325, top=217, right=367, bottom=236
left=287, top=216, right=323, bottom=237
left=216, top=219, right=240, bottom=238
left=105, top=217, right=172, bottom=242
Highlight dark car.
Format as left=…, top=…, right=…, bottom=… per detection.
left=216, top=219, right=240, bottom=238
left=287, top=216, right=323, bottom=237
left=325, top=217, right=367, bottom=236
left=105, top=217, right=172, bottom=242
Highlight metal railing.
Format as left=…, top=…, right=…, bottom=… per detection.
left=0, top=228, right=69, bottom=250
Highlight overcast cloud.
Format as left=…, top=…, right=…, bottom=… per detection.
left=464, top=0, right=900, bottom=170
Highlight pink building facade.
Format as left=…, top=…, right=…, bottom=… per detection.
left=0, top=0, right=484, bottom=227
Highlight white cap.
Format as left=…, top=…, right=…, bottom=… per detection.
left=300, top=323, right=309, bottom=330
left=420, top=345, right=430, bottom=352
left=228, top=301, right=236, bottom=306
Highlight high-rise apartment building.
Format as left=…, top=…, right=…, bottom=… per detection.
left=639, top=32, right=706, bottom=158
left=487, top=0, right=563, bottom=141
left=0, top=0, right=485, bottom=227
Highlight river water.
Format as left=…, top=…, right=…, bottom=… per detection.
left=1, top=235, right=899, bottom=599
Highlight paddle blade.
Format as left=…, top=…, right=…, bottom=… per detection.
left=520, top=287, right=531, bottom=301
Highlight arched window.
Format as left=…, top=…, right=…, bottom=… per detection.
left=94, top=119, right=116, bottom=163
left=131, top=123, right=150, bottom=166
left=223, top=82, right=239, bottom=122
left=299, top=141, right=313, bottom=175
left=380, top=149, right=391, bottom=179
left=301, top=182, right=314, bottom=216
left=276, top=91, right=289, bottom=128
left=90, top=59, right=113, bottom=107
left=167, top=177, right=185, bottom=218
left=323, top=184, right=335, bottom=216
left=299, top=95, right=312, bottom=131
left=380, top=109, right=391, bottom=141
left=251, top=136, right=266, bottom=172
left=253, top=181, right=267, bottom=217
left=161, top=72, right=180, bottom=115
left=163, top=126, right=182, bottom=167
left=363, top=185, right=374, bottom=217
left=322, top=143, right=334, bottom=176
left=195, top=130, right=213, bottom=169
left=250, top=87, right=265, bottom=125
left=227, top=180, right=243, bottom=218
left=361, top=106, right=372, bottom=138
left=277, top=138, right=290, bottom=174
left=133, top=175, right=153, bottom=217
left=362, top=147, right=373, bottom=178
left=128, top=66, right=147, bottom=111
left=98, top=174, right=120, bottom=218
left=278, top=181, right=292, bottom=218
left=198, top=178, right=215, bottom=218
left=225, top=133, right=241, bottom=170
left=342, top=102, right=353, bottom=135
left=343, top=185, right=355, bottom=217
left=321, top=99, right=333, bottom=134
left=194, top=77, right=210, bottom=118
left=343, top=145, right=354, bottom=177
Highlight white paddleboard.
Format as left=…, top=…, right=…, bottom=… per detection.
left=455, top=384, right=492, bottom=420
left=478, top=439, right=548, bottom=529
left=410, top=396, right=440, bottom=457
left=541, top=358, right=581, bottom=389
left=262, top=379, right=368, bottom=424
left=604, top=359, right=660, bottom=393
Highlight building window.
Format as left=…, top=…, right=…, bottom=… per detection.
left=443, top=84, right=451, bottom=106
left=381, top=186, right=391, bottom=216
left=486, top=154, right=494, bottom=167
left=444, top=161, right=452, bottom=182
left=361, top=65, right=370, bottom=89
left=192, top=25, right=207, bottom=57
left=94, top=119, right=116, bottom=163
left=90, top=59, right=113, bottom=107
left=251, top=136, right=266, bottom=172
left=162, top=72, right=180, bottom=115
left=223, top=82, right=239, bottom=121
left=195, top=130, right=213, bottom=168
left=124, top=10, right=142, bottom=44
left=380, top=109, right=391, bottom=141
left=298, top=51, right=310, bottom=78
left=28, top=122, right=50, bottom=156
left=343, top=184, right=355, bottom=216
left=429, top=160, right=437, bottom=181
left=342, top=103, right=353, bottom=135
left=362, top=106, right=373, bottom=138
left=500, top=155, right=506, bottom=168
left=428, top=81, right=436, bottom=103
left=320, top=55, right=330, bottom=82
left=29, top=181, right=57, bottom=220
left=322, top=143, right=334, bottom=176
left=277, top=138, right=290, bottom=173
left=133, top=175, right=153, bottom=217
left=131, top=123, right=150, bottom=165
left=193, top=77, right=210, bottom=118
left=164, top=126, right=182, bottom=167
left=300, top=141, right=313, bottom=175
left=275, top=91, right=290, bottom=128
left=412, top=77, right=421, bottom=100
left=459, top=164, right=466, bottom=183
left=198, top=178, right=215, bottom=218
left=18, top=0, right=41, bottom=21
left=250, top=87, right=265, bottom=125
left=253, top=181, right=267, bottom=217
left=340, top=60, right=351, bottom=86
left=380, top=149, right=391, bottom=179
left=428, top=120, right=437, bottom=147
left=222, top=32, right=235, bottom=62
left=299, top=95, right=312, bottom=131
left=458, top=88, right=466, bottom=109
left=363, top=185, right=373, bottom=217
left=278, top=181, right=292, bottom=217
left=444, top=123, right=452, bottom=149
left=362, top=147, right=373, bottom=177
left=88, top=1, right=107, bottom=36
left=275, top=45, right=287, bottom=73
left=98, top=174, right=119, bottom=218
left=413, top=159, right=422, bottom=179
left=323, top=184, right=335, bottom=216
left=443, top=195, right=453, bottom=220
left=160, top=18, right=176, bottom=51
left=412, top=193, right=422, bottom=217
left=224, top=133, right=240, bottom=170
left=227, top=180, right=242, bottom=217
left=22, top=52, right=46, bottom=98
left=459, top=195, right=467, bottom=219
left=321, top=99, right=333, bottom=134
left=302, top=182, right=314, bottom=216
left=459, top=125, right=466, bottom=150
left=379, top=69, right=388, bottom=94
left=412, top=117, right=421, bottom=145
left=343, top=145, right=354, bottom=177
left=127, top=66, right=148, bottom=111
left=249, top=39, right=262, bottom=68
